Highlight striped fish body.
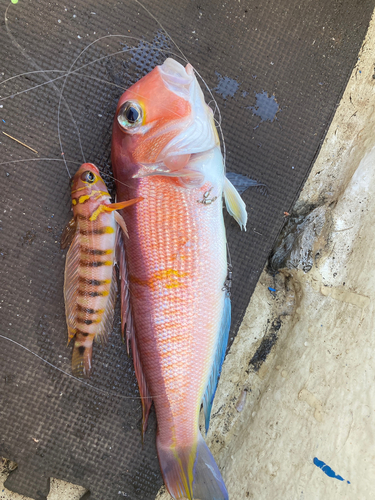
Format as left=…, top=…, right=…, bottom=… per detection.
left=62, top=163, right=140, bottom=377
left=112, top=59, right=246, bottom=499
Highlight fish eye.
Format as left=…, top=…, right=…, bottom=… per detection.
left=81, top=170, right=96, bottom=183
left=117, top=101, right=143, bottom=130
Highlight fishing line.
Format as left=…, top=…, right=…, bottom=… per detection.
left=0, top=69, right=66, bottom=87
left=133, top=0, right=227, bottom=167
left=0, top=158, right=82, bottom=167
left=0, top=45, right=184, bottom=101
left=3, top=3, right=226, bottom=168
left=0, top=333, right=157, bottom=400
left=4, top=3, right=84, bottom=179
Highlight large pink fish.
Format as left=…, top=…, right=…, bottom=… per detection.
left=112, top=58, right=247, bottom=499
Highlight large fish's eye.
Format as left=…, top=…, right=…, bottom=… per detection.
left=81, top=170, right=96, bottom=183
left=117, top=101, right=143, bottom=130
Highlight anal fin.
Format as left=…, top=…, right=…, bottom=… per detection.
left=203, top=293, right=231, bottom=434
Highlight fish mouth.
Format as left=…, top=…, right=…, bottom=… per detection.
left=159, top=58, right=194, bottom=100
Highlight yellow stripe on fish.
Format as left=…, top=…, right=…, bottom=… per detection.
left=62, top=163, right=142, bottom=378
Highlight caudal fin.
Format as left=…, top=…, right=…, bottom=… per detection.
left=157, top=432, right=228, bottom=500
left=72, top=341, right=93, bottom=378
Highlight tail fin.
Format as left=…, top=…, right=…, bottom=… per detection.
left=157, top=432, right=228, bottom=500
left=72, top=341, right=93, bottom=378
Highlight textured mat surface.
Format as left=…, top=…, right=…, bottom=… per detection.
left=0, top=0, right=373, bottom=498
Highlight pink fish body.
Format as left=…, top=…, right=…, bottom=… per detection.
left=112, top=59, right=247, bottom=499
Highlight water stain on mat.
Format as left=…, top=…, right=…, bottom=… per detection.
left=214, top=72, right=240, bottom=99
left=249, top=90, right=280, bottom=128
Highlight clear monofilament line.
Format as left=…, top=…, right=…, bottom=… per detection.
left=0, top=334, right=156, bottom=399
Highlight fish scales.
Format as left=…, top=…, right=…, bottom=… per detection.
left=128, top=177, right=226, bottom=445
left=112, top=58, right=247, bottom=500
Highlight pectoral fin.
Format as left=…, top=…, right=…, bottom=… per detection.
left=223, top=177, right=248, bottom=230
left=133, top=165, right=204, bottom=185
left=114, top=210, right=129, bottom=238
left=106, top=197, right=143, bottom=211
left=90, top=198, right=143, bottom=223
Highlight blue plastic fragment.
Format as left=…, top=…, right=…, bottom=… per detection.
left=313, top=457, right=350, bottom=484
left=268, top=287, right=276, bottom=292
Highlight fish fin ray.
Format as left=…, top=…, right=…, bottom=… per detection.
left=203, top=293, right=231, bottom=434
left=226, top=171, right=268, bottom=196
left=157, top=432, right=228, bottom=500
left=60, top=217, right=77, bottom=249
left=95, top=265, right=117, bottom=343
left=114, top=210, right=129, bottom=238
left=134, top=165, right=204, bottom=185
left=63, top=222, right=81, bottom=337
left=107, top=197, right=143, bottom=212
left=115, top=226, right=133, bottom=350
left=223, top=177, right=247, bottom=230
left=131, top=333, right=152, bottom=437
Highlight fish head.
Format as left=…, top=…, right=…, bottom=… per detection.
left=112, top=58, right=220, bottom=183
left=70, top=163, right=110, bottom=203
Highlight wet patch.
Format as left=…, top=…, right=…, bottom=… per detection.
left=214, top=72, right=240, bottom=99
left=249, top=90, right=280, bottom=127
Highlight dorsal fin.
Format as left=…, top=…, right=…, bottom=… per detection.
left=115, top=224, right=132, bottom=350
left=115, top=224, right=152, bottom=437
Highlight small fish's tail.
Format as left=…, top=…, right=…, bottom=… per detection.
left=71, top=340, right=93, bottom=378
left=157, top=432, right=228, bottom=500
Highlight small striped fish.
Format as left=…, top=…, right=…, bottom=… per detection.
left=61, top=163, right=142, bottom=377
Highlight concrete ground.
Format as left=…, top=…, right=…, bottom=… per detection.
left=2, top=8, right=375, bottom=500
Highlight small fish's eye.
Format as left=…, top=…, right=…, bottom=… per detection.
left=81, top=170, right=96, bottom=183
left=117, top=101, right=143, bottom=130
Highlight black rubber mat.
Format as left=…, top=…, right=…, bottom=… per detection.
left=0, top=0, right=373, bottom=498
